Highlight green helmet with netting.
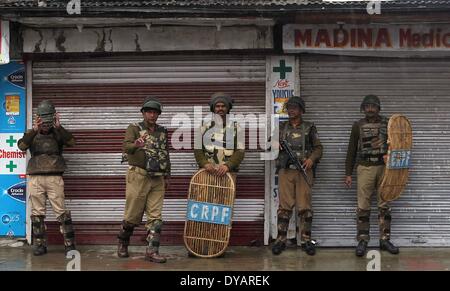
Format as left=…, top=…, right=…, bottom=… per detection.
left=360, top=94, right=381, bottom=111
left=37, top=100, right=56, bottom=124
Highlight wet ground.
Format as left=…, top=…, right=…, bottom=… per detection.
left=1, top=242, right=450, bottom=271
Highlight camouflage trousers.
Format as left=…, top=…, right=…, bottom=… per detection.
left=275, top=169, right=314, bottom=243
left=356, top=165, right=391, bottom=241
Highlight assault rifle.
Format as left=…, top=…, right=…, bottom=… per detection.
left=280, top=139, right=312, bottom=188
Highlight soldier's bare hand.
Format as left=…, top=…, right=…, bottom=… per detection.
left=134, top=138, right=145, bottom=148
left=303, top=158, right=314, bottom=170
left=33, top=116, right=43, bottom=132
left=383, top=154, right=388, bottom=164
left=54, top=113, right=61, bottom=128
left=216, top=164, right=229, bottom=177
left=164, top=177, right=170, bottom=191
left=204, top=163, right=216, bottom=174
left=344, top=176, right=352, bottom=188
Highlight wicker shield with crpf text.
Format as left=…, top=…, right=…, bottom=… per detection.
left=184, top=169, right=236, bottom=258
left=380, top=114, right=413, bottom=202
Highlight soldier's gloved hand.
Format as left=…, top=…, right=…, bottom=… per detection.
left=303, top=158, right=314, bottom=170
left=204, top=163, right=216, bottom=174
left=134, top=138, right=145, bottom=148
left=344, top=176, right=352, bottom=188
left=216, top=164, right=229, bottom=177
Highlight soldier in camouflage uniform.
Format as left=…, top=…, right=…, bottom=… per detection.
left=194, top=92, right=245, bottom=178
left=117, top=97, right=170, bottom=263
left=272, top=96, right=323, bottom=256
left=18, top=100, right=76, bottom=256
left=345, top=94, right=399, bottom=257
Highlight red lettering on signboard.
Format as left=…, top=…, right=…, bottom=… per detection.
left=315, top=29, right=331, bottom=47
left=273, top=79, right=290, bottom=89
left=358, top=28, right=373, bottom=48
left=399, top=29, right=411, bottom=47
left=333, top=29, right=349, bottom=47
left=375, top=28, right=392, bottom=48
left=294, top=29, right=312, bottom=47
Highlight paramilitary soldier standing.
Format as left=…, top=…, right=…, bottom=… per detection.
left=18, top=100, right=76, bottom=256
left=345, top=94, right=399, bottom=257
left=117, top=97, right=170, bottom=263
left=272, top=96, right=323, bottom=256
left=194, top=92, right=245, bottom=178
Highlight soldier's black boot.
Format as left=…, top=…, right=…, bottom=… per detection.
left=355, top=240, right=368, bottom=257
left=302, top=240, right=316, bottom=256
left=31, top=215, right=47, bottom=256
left=117, top=242, right=129, bottom=258
left=271, top=240, right=286, bottom=255
left=117, top=220, right=135, bottom=258
left=378, top=208, right=398, bottom=254
left=33, top=245, right=48, bottom=256
left=380, top=239, right=399, bottom=255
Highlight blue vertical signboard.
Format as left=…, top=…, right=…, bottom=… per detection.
left=0, top=61, right=27, bottom=238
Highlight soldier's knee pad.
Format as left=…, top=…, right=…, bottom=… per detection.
left=378, top=207, right=391, bottom=219
left=149, top=219, right=163, bottom=233
left=299, top=209, right=313, bottom=220
left=356, top=208, right=371, bottom=218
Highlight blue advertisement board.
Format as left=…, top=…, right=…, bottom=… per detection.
left=0, top=61, right=26, bottom=133
left=0, top=61, right=27, bottom=238
left=0, top=175, right=26, bottom=237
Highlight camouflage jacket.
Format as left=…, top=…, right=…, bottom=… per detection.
left=17, top=126, right=75, bottom=175
left=123, top=121, right=171, bottom=176
left=194, top=118, right=244, bottom=172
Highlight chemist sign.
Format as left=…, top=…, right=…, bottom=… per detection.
left=0, top=133, right=26, bottom=175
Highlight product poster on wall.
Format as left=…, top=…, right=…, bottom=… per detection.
left=0, top=61, right=27, bottom=238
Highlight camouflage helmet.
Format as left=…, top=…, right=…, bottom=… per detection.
left=209, top=92, right=233, bottom=112
left=141, top=96, right=162, bottom=114
left=36, top=100, right=56, bottom=123
left=284, top=96, right=306, bottom=113
left=360, top=94, right=381, bottom=111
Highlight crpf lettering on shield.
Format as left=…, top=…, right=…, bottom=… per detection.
left=388, top=150, right=411, bottom=169
left=186, top=200, right=231, bottom=225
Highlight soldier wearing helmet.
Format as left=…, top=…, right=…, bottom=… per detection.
left=272, top=96, right=323, bottom=256
left=194, top=92, right=244, bottom=177
left=345, top=94, right=399, bottom=257
left=117, top=96, right=170, bottom=263
left=17, top=100, right=76, bottom=256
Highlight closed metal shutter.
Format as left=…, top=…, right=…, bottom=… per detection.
left=32, top=55, right=266, bottom=245
left=300, top=54, right=450, bottom=246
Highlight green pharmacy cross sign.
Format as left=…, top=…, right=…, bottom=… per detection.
left=6, top=160, right=17, bottom=172
left=6, top=135, right=17, bottom=147
left=273, top=60, right=292, bottom=79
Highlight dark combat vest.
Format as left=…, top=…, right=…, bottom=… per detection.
left=27, top=131, right=66, bottom=175
left=357, top=116, right=388, bottom=163
left=278, top=120, right=315, bottom=169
